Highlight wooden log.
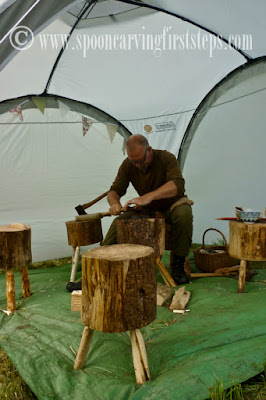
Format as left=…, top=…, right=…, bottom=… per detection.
left=169, top=286, right=191, bottom=310
left=20, top=266, right=31, bottom=298
left=74, top=326, right=94, bottom=370
left=6, top=269, right=16, bottom=312
left=229, top=220, right=266, bottom=261
left=0, top=224, right=32, bottom=269
left=65, top=220, right=103, bottom=247
left=116, top=218, right=165, bottom=258
left=71, top=290, right=82, bottom=312
left=156, top=284, right=173, bottom=306
left=82, top=244, right=156, bottom=332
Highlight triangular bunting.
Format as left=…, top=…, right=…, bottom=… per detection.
left=58, top=100, right=71, bottom=117
left=32, top=98, right=46, bottom=114
left=82, top=116, right=93, bottom=136
left=107, top=124, right=118, bottom=143
left=9, top=107, right=23, bottom=121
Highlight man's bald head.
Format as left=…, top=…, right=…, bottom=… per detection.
left=126, top=134, right=149, bottom=151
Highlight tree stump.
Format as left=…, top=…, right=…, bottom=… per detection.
left=229, top=220, right=266, bottom=293
left=82, top=244, right=156, bottom=332
left=229, top=220, right=266, bottom=261
left=116, top=218, right=176, bottom=286
left=0, top=223, right=32, bottom=312
left=116, top=218, right=165, bottom=258
left=65, top=219, right=103, bottom=282
left=74, top=244, right=156, bottom=384
left=65, top=219, right=103, bottom=247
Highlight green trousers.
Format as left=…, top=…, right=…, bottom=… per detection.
left=101, top=203, right=193, bottom=258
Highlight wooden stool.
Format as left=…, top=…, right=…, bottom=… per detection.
left=229, top=220, right=266, bottom=292
left=116, top=218, right=177, bottom=287
left=65, top=219, right=103, bottom=282
left=74, top=244, right=156, bottom=385
left=0, top=223, right=32, bottom=312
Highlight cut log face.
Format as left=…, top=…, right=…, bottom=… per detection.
left=116, top=218, right=165, bottom=258
left=229, top=221, right=266, bottom=261
left=0, top=224, right=32, bottom=269
left=82, top=244, right=156, bottom=333
left=65, top=220, right=103, bottom=246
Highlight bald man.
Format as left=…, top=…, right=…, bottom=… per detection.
left=102, top=134, right=193, bottom=285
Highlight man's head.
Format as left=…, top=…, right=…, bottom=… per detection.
left=126, top=134, right=153, bottom=171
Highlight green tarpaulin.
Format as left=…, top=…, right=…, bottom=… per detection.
left=0, top=254, right=266, bottom=400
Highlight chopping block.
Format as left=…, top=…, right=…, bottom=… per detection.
left=229, top=220, right=266, bottom=292
left=0, top=223, right=32, bottom=312
left=73, top=244, right=156, bottom=385
left=65, top=219, right=103, bottom=282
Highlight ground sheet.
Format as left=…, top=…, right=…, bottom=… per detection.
left=0, top=253, right=265, bottom=400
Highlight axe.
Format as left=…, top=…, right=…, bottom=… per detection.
left=75, top=191, right=109, bottom=215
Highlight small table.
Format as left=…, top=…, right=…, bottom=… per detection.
left=229, top=220, right=266, bottom=292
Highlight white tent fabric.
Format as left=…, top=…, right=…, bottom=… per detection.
left=0, top=0, right=266, bottom=261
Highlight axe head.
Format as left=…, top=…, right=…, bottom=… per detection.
left=75, top=205, right=87, bottom=215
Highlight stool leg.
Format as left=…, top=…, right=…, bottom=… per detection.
left=130, top=329, right=150, bottom=385
left=70, top=246, right=80, bottom=282
left=20, top=266, right=31, bottom=298
left=238, top=259, right=247, bottom=293
left=156, top=257, right=176, bottom=287
left=6, top=269, right=16, bottom=312
left=74, top=326, right=94, bottom=370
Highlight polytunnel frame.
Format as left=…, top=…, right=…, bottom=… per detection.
left=177, top=56, right=266, bottom=170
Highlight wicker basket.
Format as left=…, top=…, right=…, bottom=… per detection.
left=193, top=228, right=238, bottom=273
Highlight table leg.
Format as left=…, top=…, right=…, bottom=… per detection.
left=238, top=259, right=247, bottom=293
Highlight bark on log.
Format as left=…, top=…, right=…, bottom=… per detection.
left=0, top=224, right=32, bottom=269
left=116, top=218, right=165, bottom=258
left=82, top=244, right=156, bottom=332
left=65, top=220, right=103, bottom=247
left=229, top=221, right=266, bottom=261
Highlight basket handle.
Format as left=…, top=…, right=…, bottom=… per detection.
left=202, top=228, right=229, bottom=251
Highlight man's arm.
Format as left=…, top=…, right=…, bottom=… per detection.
left=124, top=180, right=177, bottom=209
left=107, top=190, right=123, bottom=215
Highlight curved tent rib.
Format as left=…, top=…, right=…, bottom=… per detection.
left=0, top=93, right=132, bottom=140
left=117, top=0, right=251, bottom=61
left=178, top=56, right=266, bottom=170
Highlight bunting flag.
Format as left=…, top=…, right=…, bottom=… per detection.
left=9, top=107, right=23, bottom=121
left=32, top=97, right=46, bottom=114
left=82, top=116, right=93, bottom=136
left=107, top=124, right=118, bottom=143
left=58, top=100, right=71, bottom=117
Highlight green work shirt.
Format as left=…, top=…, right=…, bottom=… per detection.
left=110, top=149, right=186, bottom=211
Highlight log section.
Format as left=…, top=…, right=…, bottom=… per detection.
left=229, top=221, right=266, bottom=261
left=0, top=224, right=32, bottom=269
left=116, top=218, right=165, bottom=258
left=65, top=219, right=103, bottom=247
left=82, top=244, right=156, bottom=332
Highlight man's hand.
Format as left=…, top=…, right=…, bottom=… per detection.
left=124, top=193, right=154, bottom=210
left=109, top=203, right=123, bottom=215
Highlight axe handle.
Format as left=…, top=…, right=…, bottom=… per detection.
left=81, top=191, right=109, bottom=210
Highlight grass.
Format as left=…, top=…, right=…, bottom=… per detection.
left=1, top=250, right=266, bottom=399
